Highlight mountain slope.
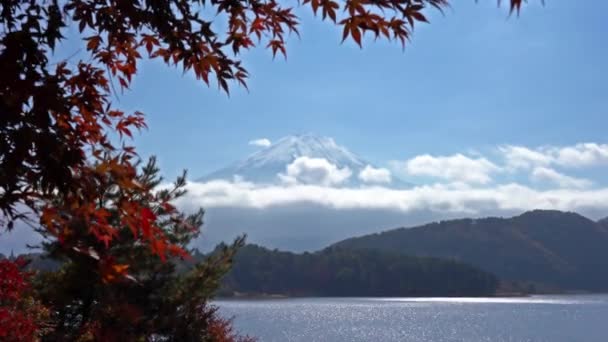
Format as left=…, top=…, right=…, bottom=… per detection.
left=199, top=134, right=366, bottom=184
left=333, top=210, right=608, bottom=291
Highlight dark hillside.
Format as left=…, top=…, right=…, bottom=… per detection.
left=334, top=210, right=608, bottom=291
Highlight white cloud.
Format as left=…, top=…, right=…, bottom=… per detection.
left=402, top=154, right=501, bottom=185
left=248, top=138, right=272, bottom=148
left=278, top=156, right=352, bottom=186
left=500, top=143, right=608, bottom=169
left=358, top=165, right=392, bottom=184
left=531, top=167, right=592, bottom=189
left=176, top=180, right=608, bottom=215
left=499, top=146, right=552, bottom=170
left=553, top=143, right=608, bottom=168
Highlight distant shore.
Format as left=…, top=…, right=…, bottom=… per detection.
left=217, top=290, right=608, bottom=300
left=217, top=292, right=532, bottom=300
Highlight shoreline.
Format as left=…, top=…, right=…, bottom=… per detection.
left=216, top=291, right=608, bottom=301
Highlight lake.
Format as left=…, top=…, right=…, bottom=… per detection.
left=217, top=295, right=608, bottom=341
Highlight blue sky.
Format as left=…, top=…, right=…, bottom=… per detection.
left=110, top=1, right=608, bottom=181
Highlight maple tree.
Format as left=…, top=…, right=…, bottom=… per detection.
left=0, top=0, right=531, bottom=340
left=31, top=158, right=252, bottom=340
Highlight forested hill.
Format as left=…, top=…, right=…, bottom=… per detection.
left=333, top=210, right=608, bottom=292
left=217, top=244, right=498, bottom=297
left=10, top=245, right=499, bottom=297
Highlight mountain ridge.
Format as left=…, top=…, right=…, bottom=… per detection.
left=332, top=209, right=608, bottom=291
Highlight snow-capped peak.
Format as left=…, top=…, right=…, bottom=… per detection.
left=198, top=134, right=409, bottom=187
left=240, top=134, right=366, bottom=170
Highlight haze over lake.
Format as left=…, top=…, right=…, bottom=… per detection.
left=218, top=295, right=608, bottom=342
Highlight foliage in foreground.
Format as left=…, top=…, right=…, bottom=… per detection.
left=0, top=258, right=49, bottom=342
left=30, top=158, right=253, bottom=341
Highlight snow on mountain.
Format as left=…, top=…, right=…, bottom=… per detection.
left=198, top=134, right=409, bottom=187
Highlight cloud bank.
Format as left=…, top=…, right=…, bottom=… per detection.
left=182, top=141, right=608, bottom=217
left=178, top=179, right=608, bottom=216
left=174, top=164, right=608, bottom=251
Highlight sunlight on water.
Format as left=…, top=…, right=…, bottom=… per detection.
left=217, top=295, right=608, bottom=342
left=369, top=296, right=591, bottom=305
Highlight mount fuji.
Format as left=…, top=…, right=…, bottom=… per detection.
left=197, top=134, right=410, bottom=187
